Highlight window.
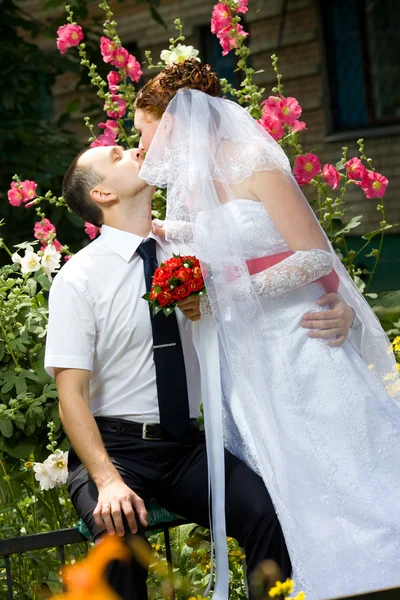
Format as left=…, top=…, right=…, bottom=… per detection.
left=320, top=0, right=400, bottom=132
left=199, top=26, right=242, bottom=88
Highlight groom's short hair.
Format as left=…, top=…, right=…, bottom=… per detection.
left=62, top=149, right=104, bottom=228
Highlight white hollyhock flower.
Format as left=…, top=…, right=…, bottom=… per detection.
left=41, top=244, right=61, bottom=276
left=43, top=450, right=68, bottom=485
left=11, top=252, right=22, bottom=264
left=33, top=462, right=55, bottom=491
left=20, top=248, right=41, bottom=274
left=160, top=44, right=200, bottom=66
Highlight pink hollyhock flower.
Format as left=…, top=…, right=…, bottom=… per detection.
left=56, top=24, right=84, bottom=54
left=34, top=218, right=56, bottom=243
left=345, top=157, right=367, bottom=180
left=357, top=171, right=389, bottom=199
left=99, top=119, right=120, bottom=136
left=276, top=97, right=302, bottom=125
left=21, top=180, right=37, bottom=201
left=100, top=37, right=117, bottom=63
left=33, top=219, right=63, bottom=251
left=52, top=239, right=63, bottom=252
left=104, top=94, right=127, bottom=119
left=322, top=163, right=341, bottom=190
left=90, top=132, right=118, bottom=148
left=110, top=47, right=129, bottom=69
left=107, top=71, right=122, bottom=92
left=8, top=182, right=24, bottom=207
left=25, top=199, right=39, bottom=209
left=211, top=3, right=231, bottom=34
left=291, top=119, right=307, bottom=133
left=8, top=180, right=37, bottom=207
left=125, top=55, right=143, bottom=83
left=293, top=153, right=322, bottom=185
left=217, top=23, right=248, bottom=56
left=262, top=96, right=280, bottom=114
left=259, top=113, right=284, bottom=141
left=85, top=222, right=100, bottom=240
left=233, top=0, right=248, bottom=13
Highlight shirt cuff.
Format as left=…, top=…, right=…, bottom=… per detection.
left=44, top=355, right=93, bottom=378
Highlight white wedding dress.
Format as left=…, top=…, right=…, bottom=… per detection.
left=140, top=88, right=400, bottom=600
left=197, top=199, right=400, bottom=599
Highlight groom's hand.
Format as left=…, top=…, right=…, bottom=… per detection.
left=177, top=296, right=201, bottom=321
left=93, top=478, right=148, bottom=537
left=301, top=292, right=355, bottom=347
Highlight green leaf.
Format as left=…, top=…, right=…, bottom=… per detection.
left=334, top=215, right=363, bottom=236
left=22, top=369, right=40, bottom=382
left=0, top=419, right=14, bottom=438
left=26, top=278, right=37, bottom=297
left=34, top=270, right=52, bottom=292
left=45, top=572, right=62, bottom=595
left=142, top=292, right=151, bottom=301
left=3, top=436, right=36, bottom=459
left=15, top=374, right=27, bottom=396
left=369, top=291, right=400, bottom=309
left=0, top=342, right=4, bottom=363
left=1, top=372, right=17, bottom=395
left=335, top=158, right=346, bottom=171
left=362, top=223, right=394, bottom=241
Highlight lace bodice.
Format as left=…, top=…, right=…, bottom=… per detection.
left=217, top=199, right=290, bottom=259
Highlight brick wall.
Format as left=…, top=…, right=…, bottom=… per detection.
left=24, top=0, right=400, bottom=234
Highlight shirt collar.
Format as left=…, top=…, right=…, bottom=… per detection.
left=100, top=224, right=156, bottom=262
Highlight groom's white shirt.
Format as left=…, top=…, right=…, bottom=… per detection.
left=45, top=224, right=202, bottom=423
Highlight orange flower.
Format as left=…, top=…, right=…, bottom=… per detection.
left=50, top=536, right=130, bottom=600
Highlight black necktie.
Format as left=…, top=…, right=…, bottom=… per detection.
left=136, top=238, right=190, bottom=439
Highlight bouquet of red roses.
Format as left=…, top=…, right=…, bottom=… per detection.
left=143, top=254, right=206, bottom=316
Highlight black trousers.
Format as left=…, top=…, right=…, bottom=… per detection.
left=68, top=418, right=291, bottom=599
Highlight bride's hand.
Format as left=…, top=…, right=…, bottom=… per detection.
left=152, top=219, right=166, bottom=238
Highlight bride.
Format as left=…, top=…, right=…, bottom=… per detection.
left=135, top=60, right=400, bottom=599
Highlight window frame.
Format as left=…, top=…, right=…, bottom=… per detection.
left=317, top=0, right=400, bottom=140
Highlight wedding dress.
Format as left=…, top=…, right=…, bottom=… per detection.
left=159, top=199, right=400, bottom=599
left=140, top=89, right=400, bottom=599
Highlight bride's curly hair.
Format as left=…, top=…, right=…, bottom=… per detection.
left=134, top=58, right=221, bottom=119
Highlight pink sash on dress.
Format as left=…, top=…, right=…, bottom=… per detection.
left=246, top=251, right=339, bottom=294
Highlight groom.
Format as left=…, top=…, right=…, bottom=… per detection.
left=45, top=144, right=357, bottom=599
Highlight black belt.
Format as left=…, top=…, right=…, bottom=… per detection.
left=95, top=416, right=199, bottom=441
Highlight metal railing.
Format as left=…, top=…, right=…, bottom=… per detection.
left=0, top=519, right=187, bottom=600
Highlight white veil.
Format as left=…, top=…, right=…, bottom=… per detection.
left=140, top=89, right=400, bottom=597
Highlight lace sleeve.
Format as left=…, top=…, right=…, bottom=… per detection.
left=154, top=219, right=195, bottom=244
left=230, top=249, right=333, bottom=300
left=199, top=293, right=213, bottom=317
left=251, top=249, right=333, bottom=297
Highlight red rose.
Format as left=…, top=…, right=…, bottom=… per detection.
left=189, top=278, right=205, bottom=292
left=158, top=291, right=174, bottom=307
left=176, top=267, right=193, bottom=283
left=153, top=268, right=171, bottom=286
left=172, top=284, right=191, bottom=301
left=165, top=257, right=183, bottom=271
left=193, top=266, right=203, bottom=279
left=150, top=290, right=158, bottom=301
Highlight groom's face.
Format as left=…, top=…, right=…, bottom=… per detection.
left=78, top=145, right=147, bottom=199
left=134, top=109, right=161, bottom=153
